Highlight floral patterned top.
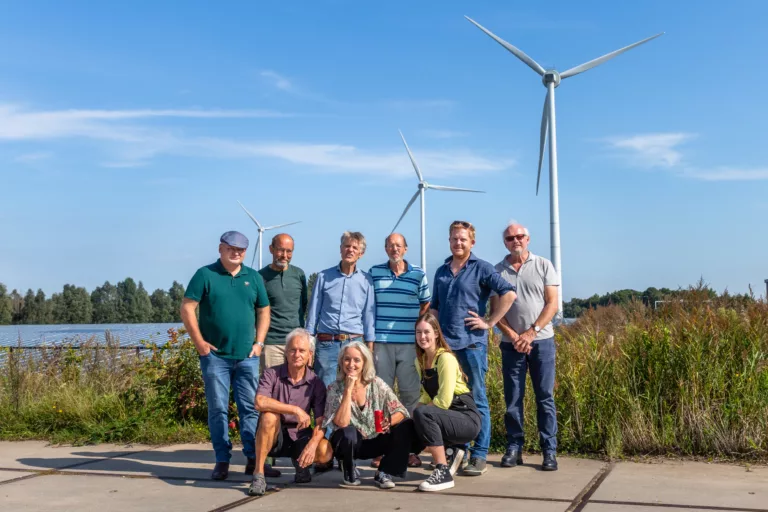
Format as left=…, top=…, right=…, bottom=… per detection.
left=322, top=376, right=409, bottom=439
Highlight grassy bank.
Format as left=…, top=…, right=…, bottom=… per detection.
left=2, top=290, right=767, bottom=460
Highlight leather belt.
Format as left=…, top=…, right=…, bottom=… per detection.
left=316, top=333, right=364, bottom=342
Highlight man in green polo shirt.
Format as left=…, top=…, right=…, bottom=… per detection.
left=181, top=231, right=272, bottom=481
left=258, top=233, right=308, bottom=371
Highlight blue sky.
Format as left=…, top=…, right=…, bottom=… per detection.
left=1, top=0, right=767, bottom=301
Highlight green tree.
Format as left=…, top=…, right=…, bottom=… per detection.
left=20, top=289, right=38, bottom=324
left=36, top=289, right=54, bottom=324
left=10, top=289, right=23, bottom=324
left=306, top=272, right=318, bottom=319
left=150, top=288, right=174, bottom=323
left=51, top=284, right=93, bottom=324
left=91, top=281, right=120, bottom=324
left=168, top=281, right=185, bottom=322
left=0, top=283, right=12, bottom=325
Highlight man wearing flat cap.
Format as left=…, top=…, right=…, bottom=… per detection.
left=181, top=231, right=273, bottom=481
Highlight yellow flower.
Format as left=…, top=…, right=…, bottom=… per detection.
left=58, top=410, right=63, bottom=413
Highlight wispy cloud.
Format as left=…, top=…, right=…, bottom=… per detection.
left=260, top=70, right=295, bottom=92
left=604, top=132, right=768, bottom=181
left=14, top=152, right=52, bottom=163
left=420, top=129, right=469, bottom=139
left=0, top=104, right=511, bottom=178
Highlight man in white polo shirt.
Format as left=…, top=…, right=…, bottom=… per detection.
left=369, top=233, right=431, bottom=468
left=490, top=221, right=560, bottom=472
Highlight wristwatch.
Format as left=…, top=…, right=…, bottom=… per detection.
left=254, top=341, right=264, bottom=348
left=532, top=324, right=541, bottom=333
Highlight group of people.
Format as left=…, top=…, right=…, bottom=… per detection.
left=180, top=219, right=560, bottom=495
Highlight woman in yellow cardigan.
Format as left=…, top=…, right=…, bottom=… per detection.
left=412, top=313, right=481, bottom=492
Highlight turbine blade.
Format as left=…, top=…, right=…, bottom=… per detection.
left=560, top=32, right=664, bottom=79
left=536, top=90, right=549, bottom=196
left=264, top=221, right=301, bottom=230
left=429, top=184, right=485, bottom=193
left=237, top=200, right=263, bottom=229
left=391, top=190, right=420, bottom=233
left=399, top=130, right=424, bottom=182
left=464, top=16, right=545, bottom=76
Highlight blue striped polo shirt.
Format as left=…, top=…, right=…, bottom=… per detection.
left=369, top=261, right=432, bottom=343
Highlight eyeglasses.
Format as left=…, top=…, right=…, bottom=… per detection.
left=451, top=220, right=473, bottom=228
left=225, top=246, right=246, bottom=253
left=505, top=234, right=527, bottom=242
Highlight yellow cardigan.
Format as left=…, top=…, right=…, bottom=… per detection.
left=416, top=348, right=471, bottom=409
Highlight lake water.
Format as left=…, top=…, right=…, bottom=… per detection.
left=0, top=323, right=183, bottom=347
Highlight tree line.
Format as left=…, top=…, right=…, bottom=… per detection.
left=0, top=280, right=186, bottom=325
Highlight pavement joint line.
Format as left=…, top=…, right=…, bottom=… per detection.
left=588, top=500, right=768, bottom=512
left=566, top=461, right=614, bottom=512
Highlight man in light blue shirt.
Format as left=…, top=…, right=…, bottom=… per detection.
left=306, top=231, right=376, bottom=388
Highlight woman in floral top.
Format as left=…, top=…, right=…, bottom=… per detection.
left=323, top=341, right=418, bottom=489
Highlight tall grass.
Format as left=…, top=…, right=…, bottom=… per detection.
left=2, top=290, right=767, bottom=459
left=487, top=288, right=768, bottom=459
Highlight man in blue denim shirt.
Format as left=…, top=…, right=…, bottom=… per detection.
left=306, top=231, right=376, bottom=389
left=430, top=220, right=516, bottom=476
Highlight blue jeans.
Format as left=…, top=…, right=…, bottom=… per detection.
left=501, top=337, right=558, bottom=453
left=454, top=342, right=490, bottom=460
left=199, top=352, right=260, bottom=463
left=314, top=340, right=352, bottom=389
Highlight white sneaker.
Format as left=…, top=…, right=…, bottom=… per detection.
left=419, top=464, right=454, bottom=492
left=374, top=471, right=395, bottom=489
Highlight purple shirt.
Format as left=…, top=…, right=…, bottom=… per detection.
left=257, top=363, right=327, bottom=440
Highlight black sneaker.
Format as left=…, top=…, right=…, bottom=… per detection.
left=248, top=473, right=267, bottom=496
left=264, top=463, right=281, bottom=478
left=291, top=458, right=312, bottom=483
left=501, top=446, right=523, bottom=468
left=461, top=457, right=487, bottom=476
left=419, top=464, right=454, bottom=492
left=542, top=452, right=558, bottom=471
left=339, top=460, right=361, bottom=487
left=445, top=446, right=465, bottom=476
left=211, top=462, right=229, bottom=480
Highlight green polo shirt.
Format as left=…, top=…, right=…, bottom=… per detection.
left=258, top=264, right=308, bottom=345
left=184, top=260, right=270, bottom=360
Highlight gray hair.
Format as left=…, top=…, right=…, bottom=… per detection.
left=341, top=231, right=367, bottom=253
left=336, top=341, right=376, bottom=385
left=285, top=328, right=315, bottom=353
left=385, top=233, right=407, bottom=248
left=502, top=219, right=530, bottom=238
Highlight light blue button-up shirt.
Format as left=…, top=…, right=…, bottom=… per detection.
left=306, top=263, right=376, bottom=341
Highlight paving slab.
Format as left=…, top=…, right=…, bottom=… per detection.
left=69, top=443, right=306, bottom=485
left=0, top=470, right=34, bottom=483
left=246, top=487, right=569, bottom=512
left=0, top=441, right=152, bottom=471
left=584, top=505, right=714, bottom=512
left=591, top=460, right=768, bottom=510
left=0, top=474, right=251, bottom=512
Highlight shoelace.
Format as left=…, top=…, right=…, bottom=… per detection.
left=425, top=466, right=446, bottom=484
left=378, top=471, right=392, bottom=482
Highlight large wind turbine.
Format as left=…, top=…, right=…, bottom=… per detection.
left=465, top=16, right=663, bottom=317
left=391, top=131, right=485, bottom=274
left=237, top=201, right=301, bottom=269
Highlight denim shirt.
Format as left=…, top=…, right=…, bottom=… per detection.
left=430, top=253, right=516, bottom=350
left=306, top=264, right=376, bottom=341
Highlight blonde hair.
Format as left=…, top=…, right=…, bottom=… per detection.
left=449, top=220, right=476, bottom=241
left=341, top=231, right=367, bottom=253
left=336, top=341, right=376, bottom=385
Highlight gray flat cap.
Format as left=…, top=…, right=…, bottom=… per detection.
left=220, top=231, right=249, bottom=249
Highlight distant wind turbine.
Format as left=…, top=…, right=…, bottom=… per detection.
left=237, top=201, right=301, bottom=269
left=465, top=15, right=663, bottom=317
left=391, top=131, right=485, bottom=274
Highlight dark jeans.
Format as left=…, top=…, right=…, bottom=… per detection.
left=412, top=403, right=481, bottom=448
left=501, top=337, right=558, bottom=453
left=199, top=352, right=260, bottom=462
left=454, top=343, right=490, bottom=459
left=330, top=419, right=420, bottom=476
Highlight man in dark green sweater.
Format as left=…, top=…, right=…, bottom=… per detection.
left=258, top=233, right=308, bottom=371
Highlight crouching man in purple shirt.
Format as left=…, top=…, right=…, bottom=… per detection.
left=249, top=328, right=333, bottom=496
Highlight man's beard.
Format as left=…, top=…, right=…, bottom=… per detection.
left=389, top=256, right=403, bottom=264
left=274, top=260, right=288, bottom=268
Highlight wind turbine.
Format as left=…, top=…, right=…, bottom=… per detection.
left=237, top=201, right=301, bottom=269
left=465, top=16, right=663, bottom=317
left=391, top=131, right=485, bottom=274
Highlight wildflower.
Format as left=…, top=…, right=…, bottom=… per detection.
left=58, top=410, right=63, bottom=413
left=228, top=421, right=236, bottom=429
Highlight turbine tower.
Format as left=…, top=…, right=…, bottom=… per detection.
left=465, top=16, right=663, bottom=317
left=237, top=201, right=301, bottom=269
left=391, top=130, right=485, bottom=274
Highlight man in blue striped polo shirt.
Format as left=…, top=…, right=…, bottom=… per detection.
left=369, top=233, right=431, bottom=467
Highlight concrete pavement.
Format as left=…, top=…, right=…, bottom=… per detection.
left=0, top=441, right=765, bottom=511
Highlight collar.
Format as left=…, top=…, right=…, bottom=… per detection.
left=383, top=260, right=413, bottom=274
left=443, top=252, right=478, bottom=265
left=214, top=259, right=249, bottom=276
left=336, top=262, right=361, bottom=276
left=276, top=363, right=312, bottom=385
left=501, top=252, right=536, bottom=271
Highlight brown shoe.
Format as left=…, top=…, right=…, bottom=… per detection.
left=371, top=456, right=382, bottom=468
left=408, top=454, right=422, bottom=468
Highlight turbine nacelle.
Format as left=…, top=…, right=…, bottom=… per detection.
left=542, top=70, right=561, bottom=88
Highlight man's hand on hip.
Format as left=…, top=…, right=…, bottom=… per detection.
left=196, top=342, right=218, bottom=356
left=464, top=311, right=490, bottom=331
left=249, top=344, right=263, bottom=358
